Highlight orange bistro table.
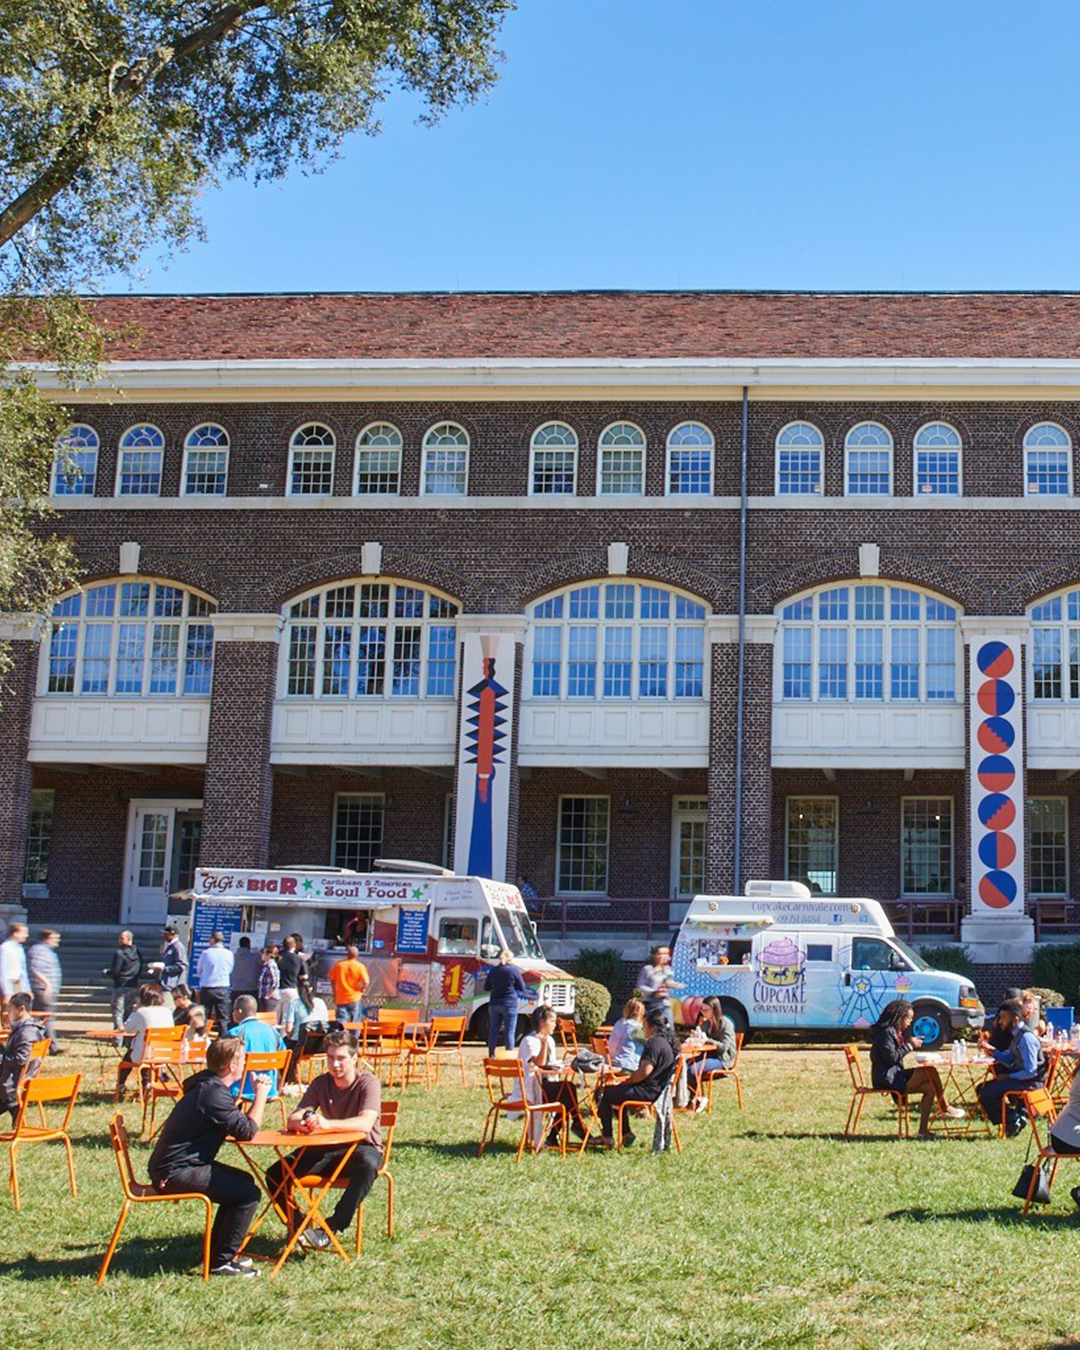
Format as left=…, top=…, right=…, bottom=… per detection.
left=232, top=1127, right=369, bottom=1277
left=84, top=1028, right=126, bottom=1087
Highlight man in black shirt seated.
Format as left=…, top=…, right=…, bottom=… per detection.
left=594, top=1007, right=678, bottom=1148
left=148, top=1035, right=272, bottom=1277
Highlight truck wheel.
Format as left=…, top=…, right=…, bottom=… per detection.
left=719, top=1001, right=749, bottom=1040
left=469, top=1006, right=489, bottom=1048
left=911, top=1005, right=948, bottom=1049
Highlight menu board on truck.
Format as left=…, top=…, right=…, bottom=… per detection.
left=191, top=899, right=245, bottom=986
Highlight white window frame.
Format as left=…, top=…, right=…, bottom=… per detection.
left=1023, top=422, right=1073, bottom=498
left=596, top=422, right=646, bottom=496
left=913, top=421, right=963, bottom=498
left=53, top=424, right=100, bottom=496
left=286, top=423, right=337, bottom=497
left=528, top=421, right=578, bottom=497
left=775, top=421, right=825, bottom=496
left=900, top=796, right=954, bottom=899
left=670, top=796, right=708, bottom=898
left=525, top=579, right=710, bottom=703
left=421, top=422, right=470, bottom=496
left=843, top=422, right=893, bottom=497
left=1028, top=586, right=1080, bottom=702
left=775, top=582, right=962, bottom=706
left=181, top=423, right=230, bottom=497
left=555, top=794, right=610, bottom=896
left=665, top=422, right=715, bottom=497
left=115, top=423, right=165, bottom=498
left=784, top=796, right=839, bottom=896
left=354, top=422, right=403, bottom=497
left=1027, top=796, right=1069, bottom=898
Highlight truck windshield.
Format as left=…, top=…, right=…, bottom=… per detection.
left=891, top=937, right=930, bottom=971
left=492, top=905, right=544, bottom=961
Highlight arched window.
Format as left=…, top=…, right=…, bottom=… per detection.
left=53, top=424, right=99, bottom=496
left=597, top=423, right=646, bottom=496
left=527, top=581, right=707, bottom=700
left=914, top=422, right=962, bottom=496
left=422, top=423, right=469, bottom=495
left=666, top=422, right=714, bottom=496
left=288, top=423, right=336, bottom=496
left=529, top=422, right=578, bottom=496
left=844, top=422, right=893, bottom=496
left=355, top=423, right=402, bottom=495
left=117, top=424, right=165, bottom=496
left=778, top=583, right=960, bottom=703
left=1030, top=586, right=1080, bottom=699
left=1024, top=423, right=1072, bottom=497
left=182, top=424, right=229, bottom=496
left=775, top=423, right=824, bottom=495
left=282, top=580, right=459, bottom=699
left=43, top=580, right=215, bottom=697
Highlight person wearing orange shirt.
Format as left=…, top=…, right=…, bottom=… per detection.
left=328, top=945, right=369, bottom=1022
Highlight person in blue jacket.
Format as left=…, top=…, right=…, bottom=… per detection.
left=976, top=997, right=1046, bottom=1136
left=483, top=948, right=528, bottom=1056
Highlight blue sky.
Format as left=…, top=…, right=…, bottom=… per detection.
left=112, top=1, right=1080, bottom=293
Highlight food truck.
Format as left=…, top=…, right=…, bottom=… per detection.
left=178, top=864, right=575, bottom=1038
left=671, top=880, right=983, bottom=1048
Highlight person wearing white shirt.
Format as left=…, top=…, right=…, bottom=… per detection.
left=196, top=933, right=235, bottom=1033
left=515, top=1005, right=586, bottom=1149
left=0, top=923, right=30, bottom=1027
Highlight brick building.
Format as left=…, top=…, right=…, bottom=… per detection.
left=5, top=290, right=1080, bottom=992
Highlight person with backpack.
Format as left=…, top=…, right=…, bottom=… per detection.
left=594, top=1006, right=679, bottom=1148
left=976, top=997, right=1046, bottom=1136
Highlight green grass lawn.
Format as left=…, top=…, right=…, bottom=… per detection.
left=2, top=1043, right=1078, bottom=1350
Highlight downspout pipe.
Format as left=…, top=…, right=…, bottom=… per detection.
left=733, top=384, right=750, bottom=895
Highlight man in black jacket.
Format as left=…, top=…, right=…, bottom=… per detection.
left=0, top=994, right=44, bottom=1121
left=148, top=1036, right=272, bottom=1277
left=104, top=931, right=142, bottom=1029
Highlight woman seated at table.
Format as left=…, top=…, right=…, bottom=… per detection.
left=282, top=978, right=330, bottom=1084
left=117, top=983, right=173, bottom=1093
left=516, top=1004, right=586, bottom=1146
left=871, top=999, right=964, bottom=1139
left=607, top=998, right=646, bottom=1074
left=1048, top=1066, right=1080, bottom=1187
left=685, top=996, right=737, bottom=1107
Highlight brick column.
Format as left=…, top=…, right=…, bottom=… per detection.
left=706, top=617, right=775, bottom=895
left=0, top=616, right=43, bottom=919
left=452, top=615, right=526, bottom=882
left=200, top=614, right=282, bottom=869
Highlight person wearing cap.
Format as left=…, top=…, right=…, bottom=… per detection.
left=147, top=926, right=189, bottom=999
left=196, top=932, right=234, bottom=1033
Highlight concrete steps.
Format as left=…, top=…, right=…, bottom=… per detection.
left=27, top=925, right=165, bottom=1035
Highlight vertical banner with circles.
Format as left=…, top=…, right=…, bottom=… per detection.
left=969, top=637, right=1025, bottom=916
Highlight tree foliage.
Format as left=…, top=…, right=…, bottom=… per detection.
left=0, top=0, right=513, bottom=683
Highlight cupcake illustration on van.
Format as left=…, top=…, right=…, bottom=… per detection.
left=757, top=937, right=805, bottom=987
left=895, top=973, right=912, bottom=997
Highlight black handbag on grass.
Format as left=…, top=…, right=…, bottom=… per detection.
left=1012, top=1130, right=1052, bottom=1207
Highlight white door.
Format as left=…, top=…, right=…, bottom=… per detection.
left=669, top=797, right=708, bottom=924
left=123, top=800, right=202, bottom=924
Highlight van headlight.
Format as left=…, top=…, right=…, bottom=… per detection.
left=959, top=984, right=981, bottom=1009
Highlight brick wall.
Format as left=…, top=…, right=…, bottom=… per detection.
left=0, top=641, right=39, bottom=909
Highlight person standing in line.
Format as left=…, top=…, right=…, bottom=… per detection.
left=484, top=948, right=528, bottom=1055
left=148, top=1036, right=272, bottom=1277
left=257, top=945, right=281, bottom=1014
left=0, top=993, right=45, bottom=1121
left=636, top=944, right=681, bottom=1029
left=27, top=929, right=63, bottom=1053
left=230, top=936, right=261, bottom=1002
left=0, top=923, right=30, bottom=1028
left=104, top=930, right=142, bottom=1030
left=276, top=935, right=305, bottom=1026
left=147, top=925, right=189, bottom=1002
left=196, top=931, right=234, bottom=1033
left=328, top=945, right=369, bottom=1023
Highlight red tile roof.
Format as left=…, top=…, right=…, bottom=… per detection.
left=83, top=291, right=1080, bottom=362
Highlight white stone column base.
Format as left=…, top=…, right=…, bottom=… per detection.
left=960, top=914, right=1036, bottom=965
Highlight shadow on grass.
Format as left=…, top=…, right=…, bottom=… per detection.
left=0, top=1234, right=209, bottom=1282
left=737, top=1129, right=991, bottom=1144
left=1035, top=1342, right=1080, bottom=1349
left=886, top=1205, right=1080, bottom=1227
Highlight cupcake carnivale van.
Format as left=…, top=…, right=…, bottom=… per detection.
left=671, top=880, right=984, bottom=1049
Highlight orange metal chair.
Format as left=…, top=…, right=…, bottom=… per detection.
left=97, top=1113, right=212, bottom=1282
left=293, top=1100, right=400, bottom=1256
left=696, top=1032, right=746, bottom=1113
left=140, top=1041, right=186, bottom=1139
left=479, top=1058, right=568, bottom=1160
left=238, top=1049, right=291, bottom=1127
left=556, top=1017, right=580, bottom=1055
left=360, top=1021, right=407, bottom=1088
left=116, top=1022, right=186, bottom=1102
left=255, top=1011, right=279, bottom=1026
left=405, top=1015, right=468, bottom=1087
left=843, top=1044, right=910, bottom=1137
left=613, top=1058, right=684, bottom=1153
left=1016, top=1089, right=1077, bottom=1216
left=19, top=1039, right=51, bottom=1124
left=1, top=1071, right=81, bottom=1210
left=999, top=1055, right=1060, bottom=1139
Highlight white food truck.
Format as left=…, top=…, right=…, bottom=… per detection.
left=670, top=880, right=983, bottom=1048
left=176, top=864, right=575, bottom=1040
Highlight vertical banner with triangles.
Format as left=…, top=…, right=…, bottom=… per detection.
left=454, top=632, right=514, bottom=881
